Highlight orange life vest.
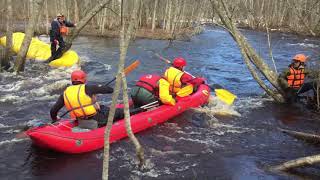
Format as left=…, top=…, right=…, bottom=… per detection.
left=60, top=25, right=68, bottom=35
left=287, top=67, right=305, bottom=88
left=63, top=84, right=97, bottom=119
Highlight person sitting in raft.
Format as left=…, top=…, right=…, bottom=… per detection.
left=278, top=53, right=317, bottom=102
left=50, top=70, right=124, bottom=129
left=131, top=74, right=162, bottom=109
left=159, top=57, right=205, bottom=106
left=47, top=13, right=76, bottom=62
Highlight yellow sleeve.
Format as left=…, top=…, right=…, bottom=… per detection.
left=159, top=79, right=176, bottom=106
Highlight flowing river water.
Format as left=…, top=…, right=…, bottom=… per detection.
left=1, top=26, right=320, bottom=179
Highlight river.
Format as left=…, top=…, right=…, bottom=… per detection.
left=1, top=26, right=320, bottom=179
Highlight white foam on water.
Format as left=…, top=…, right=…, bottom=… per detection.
left=0, top=80, right=24, bottom=92
left=235, top=96, right=273, bottom=113
left=0, top=138, right=26, bottom=147
left=0, top=123, right=10, bottom=128
left=0, top=94, right=21, bottom=103
left=192, top=96, right=241, bottom=117
left=286, top=42, right=319, bottom=48
left=178, top=137, right=223, bottom=147
left=150, top=148, right=181, bottom=156
left=156, top=135, right=177, bottom=143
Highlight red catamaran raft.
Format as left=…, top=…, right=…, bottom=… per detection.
left=26, top=84, right=210, bottom=154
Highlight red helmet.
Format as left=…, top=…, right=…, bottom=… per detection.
left=71, top=70, right=87, bottom=83
left=293, top=54, right=307, bottom=63
left=173, top=57, right=187, bottom=68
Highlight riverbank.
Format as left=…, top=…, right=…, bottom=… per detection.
left=0, top=23, right=204, bottom=41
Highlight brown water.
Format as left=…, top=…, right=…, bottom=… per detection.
left=1, top=26, right=320, bottom=179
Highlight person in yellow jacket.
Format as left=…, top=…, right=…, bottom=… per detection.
left=159, top=57, right=205, bottom=105
left=50, top=70, right=123, bottom=129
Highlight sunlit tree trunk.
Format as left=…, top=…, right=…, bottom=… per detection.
left=210, top=0, right=285, bottom=102
left=45, top=0, right=49, bottom=35
left=151, top=0, right=158, bottom=31
left=2, top=0, right=13, bottom=71
left=102, top=0, right=142, bottom=179
left=13, top=0, right=44, bottom=72
left=73, top=0, right=79, bottom=23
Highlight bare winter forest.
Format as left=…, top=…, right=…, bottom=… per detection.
left=0, top=0, right=319, bottom=37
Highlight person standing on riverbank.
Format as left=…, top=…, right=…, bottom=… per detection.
left=46, top=13, right=76, bottom=62
left=278, top=54, right=317, bottom=102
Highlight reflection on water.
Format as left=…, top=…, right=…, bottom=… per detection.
left=1, top=26, right=320, bottom=179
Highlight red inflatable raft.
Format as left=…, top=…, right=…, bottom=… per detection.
left=26, top=84, right=210, bottom=154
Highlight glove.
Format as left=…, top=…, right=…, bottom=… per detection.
left=51, top=116, right=60, bottom=123
left=53, top=39, right=59, bottom=45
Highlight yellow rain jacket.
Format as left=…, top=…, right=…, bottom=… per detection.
left=159, top=78, right=176, bottom=106
left=63, top=84, right=97, bottom=119
left=159, top=67, right=194, bottom=106
left=163, top=67, right=193, bottom=97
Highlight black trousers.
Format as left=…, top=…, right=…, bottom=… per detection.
left=285, top=81, right=317, bottom=102
left=49, top=37, right=65, bottom=61
left=94, top=105, right=143, bottom=127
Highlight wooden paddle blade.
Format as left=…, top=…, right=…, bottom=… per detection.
left=124, top=60, right=140, bottom=75
left=215, top=89, right=237, bottom=105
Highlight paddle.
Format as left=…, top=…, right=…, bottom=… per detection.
left=154, top=54, right=237, bottom=105
left=106, top=60, right=141, bottom=86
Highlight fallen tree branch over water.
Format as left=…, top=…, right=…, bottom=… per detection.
left=271, top=154, right=320, bottom=171
left=278, top=128, right=320, bottom=144
left=210, top=0, right=286, bottom=102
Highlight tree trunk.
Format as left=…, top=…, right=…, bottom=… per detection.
left=2, top=0, right=13, bottom=70
left=64, top=0, right=112, bottom=52
left=13, top=0, right=44, bottom=73
left=210, top=0, right=285, bottom=102
left=74, top=0, right=79, bottom=23
left=102, top=0, right=141, bottom=179
left=45, top=0, right=49, bottom=35
left=271, top=154, right=320, bottom=171
left=165, top=0, right=172, bottom=32
left=151, top=0, right=158, bottom=31
left=279, top=128, right=320, bottom=144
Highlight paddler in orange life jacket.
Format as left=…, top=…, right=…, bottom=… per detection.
left=159, top=57, right=205, bottom=106
left=50, top=70, right=124, bottom=129
left=279, top=54, right=316, bottom=102
left=47, top=13, right=76, bottom=62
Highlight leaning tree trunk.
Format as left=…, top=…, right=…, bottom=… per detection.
left=63, top=0, right=112, bottom=52
left=210, top=0, right=285, bottom=102
left=13, top=0, right=44, bottom=73
left=119, top=0, right=144, bottom=168
left=2, top=0, right=13, bottom=70
left=271, top=154, right=320, bottom=171
left=151, top=0, right=158, bottom=32
left=102, top=0, right=142, bottom=179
